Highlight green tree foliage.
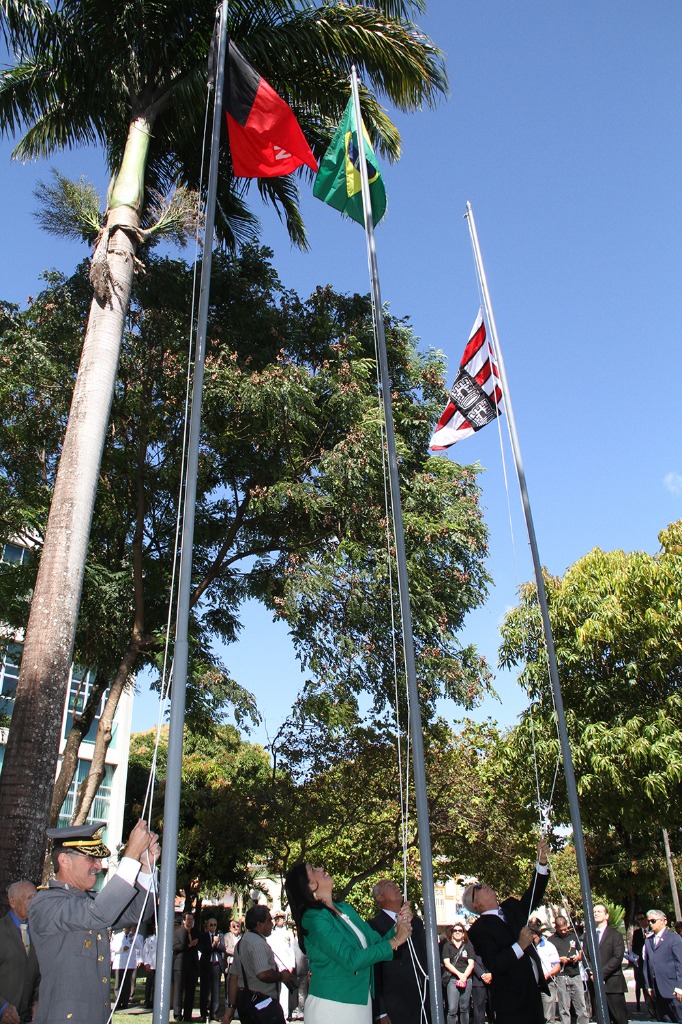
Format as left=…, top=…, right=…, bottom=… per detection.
left=1, top=0, right=447, bottom=247
left=0, top=248, right=492, bottom=806
left=126, top=726, right=272, bottom=901
left=498, top=523, right=682, bottom=916
left=0, top=0, right=448, bottom=895
left=264, top=716, right=539, bottom=914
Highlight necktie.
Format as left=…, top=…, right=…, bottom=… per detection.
left=19, top=922, right=30, bottom=954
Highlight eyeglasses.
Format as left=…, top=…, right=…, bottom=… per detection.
left=453, top=927, right=464, bottom=932
left=647, top=918, right=660, bottom=924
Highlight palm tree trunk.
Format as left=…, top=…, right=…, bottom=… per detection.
left=0, top=116, right=151, bottom=902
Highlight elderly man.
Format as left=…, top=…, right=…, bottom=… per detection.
left=592, top=904, right=627, bottom=1024
left=29, top=820, right=159, bottom=1024
left=368, top=878, right=428, bottom=1024
left=199, top=918, right=226, bottom=1021
left=0, top=880, right=39, bottom=1024
left=643, top=908, right=682, bottom=1023
left=462, top=840, right=550, bottom=1024
left=224, top=906, right=292, bottom=1024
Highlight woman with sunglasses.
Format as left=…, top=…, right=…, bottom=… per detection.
left=442, top=922, right=475, bottom=1024
left=284, top=863, right=411, bottom=1023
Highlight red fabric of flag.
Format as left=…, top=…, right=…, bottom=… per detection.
left=430, top=310, right=504, bottom=450
left=226, top=41, right=318, bottom=178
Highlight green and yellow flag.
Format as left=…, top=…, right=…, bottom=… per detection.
left=313, top=96, right=386, bottom=226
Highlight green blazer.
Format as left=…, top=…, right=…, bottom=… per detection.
left=302, top=901, right=394, bottom=1006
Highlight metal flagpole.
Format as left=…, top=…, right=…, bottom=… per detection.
left=464, top=200, right=610, bottom=1024
left=350, top=66, right=444, bottom=1024
left=153, top=3, right=229, bottom=1023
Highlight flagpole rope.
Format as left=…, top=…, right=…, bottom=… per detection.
left=466, top=232, right=568, bottom=899
left=369, top=296, right=411, bottom=897
left=468, top=247, right=563, bottom=850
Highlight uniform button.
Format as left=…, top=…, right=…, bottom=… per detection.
left=97, top=933, right=102, bottom=940
left=67, top=1015, right=72, bottom=1019
left=84, top=939, right=92, bottom=948
left=98, top=955, right=104, bottom=962
left=102, top=976, right=107, bottom=983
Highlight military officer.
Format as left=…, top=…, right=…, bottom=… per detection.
left=29, top=819, right=159, bottom=1024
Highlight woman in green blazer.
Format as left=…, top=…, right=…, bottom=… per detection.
left=285, top=863, right=412, bottom=1023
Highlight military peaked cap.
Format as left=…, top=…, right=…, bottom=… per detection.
left=46, top=824, right=111, bottom=858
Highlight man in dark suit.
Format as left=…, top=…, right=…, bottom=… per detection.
left=462, top=839, right=550, bottom=1024
left=592, top=904, right=627, bottom=1024
left=199, top=918, right=225, bottom=1021
left=173, top=913, right=200, bottom=1021
left=368, top=879, right=429, bottom=1024
left=0, top=881, right=40, bottom=1024
left=642, top=908, right=682, bottom=1023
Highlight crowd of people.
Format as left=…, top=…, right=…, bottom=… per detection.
left=1, top=824, right=681, bottom=1024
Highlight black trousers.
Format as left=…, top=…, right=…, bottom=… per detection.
left=200, top=962, right=222, bottom=1018
left=173, top=958, right=198, bottom=1020
left=605, top=991, right=628, bottom=1024
left=653, top=987, right=682, bottom=1023
left=145, top=968, right=155, bottom=1009
left=115, top=968, right=134, bottom=1009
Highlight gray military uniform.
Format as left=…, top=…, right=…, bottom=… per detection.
left=29, top=870, right=154, bottom=1024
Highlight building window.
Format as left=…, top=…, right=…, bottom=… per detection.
left=1, top=543, right=31, bottom=566
left=0, top=645, right=21, bottom=703
left=58, top=759, right=114, bottom=830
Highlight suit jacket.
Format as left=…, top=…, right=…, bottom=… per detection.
left=643, top=927, right=682, bottom=999
left=173, top=925, right=200, bottom=972
left=597, top=925, right=627, bottom=994
left=198, top=931, right=226, bottom=973
left=0, top=913, right=40, bottom=1016
left=467, top=869, right=549, bottom=1024
left=369, top=909, right=429, bottom=1023
left=301, top=901, right=394, bottom=1006
left=29, top=872, right=154, bottom=1024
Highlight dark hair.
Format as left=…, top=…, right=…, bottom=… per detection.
left=245, top=905, right=271, bottom=932
left=284, top=862, right=331, bottom=954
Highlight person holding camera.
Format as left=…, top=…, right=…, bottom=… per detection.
left=550, top=917, right=588, bottom=1024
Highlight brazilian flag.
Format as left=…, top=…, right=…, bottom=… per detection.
left=313, top=96, right=386, bottom=226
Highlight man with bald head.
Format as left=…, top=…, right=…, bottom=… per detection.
left=462, top=840, right=550, bottom=1024
left=0, top=880, right=39, bottom=1024
left=368, top=878, right=429, bottom=1023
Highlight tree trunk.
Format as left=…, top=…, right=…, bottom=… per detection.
left=71, top=642, right=138, bottom=824
left=0, top=116, right=151, bottom=901
left=49, top=671, right=109, bottom=827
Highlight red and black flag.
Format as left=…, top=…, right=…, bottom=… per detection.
left=430, top=310, right=504, bottom=449
left=225, top=41, right=318, bottom=178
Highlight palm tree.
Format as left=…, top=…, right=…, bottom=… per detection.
left=0, top=0, right=446, bottom=893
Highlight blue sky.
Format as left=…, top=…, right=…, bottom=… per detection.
left=2, top=0, right=681, bottom=743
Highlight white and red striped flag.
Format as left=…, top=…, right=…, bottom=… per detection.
left=430, top=310, right=504, bottom=450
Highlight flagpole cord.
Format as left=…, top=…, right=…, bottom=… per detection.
left=464, top=201, right=610, bottom=1024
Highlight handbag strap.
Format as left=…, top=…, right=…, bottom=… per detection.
left=236, top=939, right=252, bottom=994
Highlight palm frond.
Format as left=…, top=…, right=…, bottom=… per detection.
left=33, top=168, right=103, bottom=243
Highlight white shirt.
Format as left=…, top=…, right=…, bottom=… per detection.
left=536, top=937, right=560, bottom=978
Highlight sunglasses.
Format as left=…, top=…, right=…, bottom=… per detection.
left=647, top=918, right=660, bottom=924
